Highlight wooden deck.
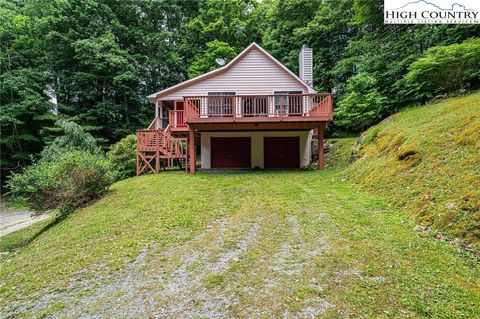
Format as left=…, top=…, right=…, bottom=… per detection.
left=184, top=93, right=332, bottom=125
left=137, top=93, right=332, bottom=175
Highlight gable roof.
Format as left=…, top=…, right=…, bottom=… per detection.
left=147, top=42, right=315, bottom=101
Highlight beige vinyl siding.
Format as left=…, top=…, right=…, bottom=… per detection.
left=159, top=47, right=308, bottom=101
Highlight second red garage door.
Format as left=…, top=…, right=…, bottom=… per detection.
left=211, top=137, right=251, bottom=168
left=264, top=136, right=300, bottom=168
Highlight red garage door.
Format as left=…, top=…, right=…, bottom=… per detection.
left=264, top=137, right=300, bottom=168
left=211, top=137, right=251, bottom=168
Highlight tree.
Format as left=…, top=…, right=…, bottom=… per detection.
left=334, top=73, right=387, bottom=131
left=0, top=0, right=56, bottom=174
left=43, top=0, right=198, bottom=146
left=295, top=0, right=356, bottom=91
left=40, top=120, right=102, bottom=163
left=406, top=38, right=480, bottom=95
left=261, top=0, right=321, bottom=73
left=186, top=0, right=260, bottom=54
left=187, top=40, right=237, bottom=78
left=184, top=0, right=260, bottom=79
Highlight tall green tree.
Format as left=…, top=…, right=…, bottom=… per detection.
left=0, top=0, right=56, bottom=173
left=261, top=0, right=321, bottom=73
left=295, top=0, right=356, bottom=91
left=42, top=0, right=197, bottom=144
left=185, top=0, right=261, bottom=79
left=334, top=73, right=387, bottom=131
left=187, top=40, right=237, bottom=78
left=186, top=0, right=260, bottom=52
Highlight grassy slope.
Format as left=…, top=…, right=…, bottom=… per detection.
left=346, top=93, right=480, bottom=248
left=1, top=169, right=479, bottom=317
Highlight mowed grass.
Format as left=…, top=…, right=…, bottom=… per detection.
left=346, top=92, right=480, bottom=248
left=1, top=166, right=479, bottom=317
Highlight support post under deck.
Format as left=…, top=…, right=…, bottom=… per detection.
left=189, top=126, right=196, bottom=174
left=318, top=123, right=325, bottom=170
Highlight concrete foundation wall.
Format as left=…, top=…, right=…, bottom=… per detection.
left=200, top=131, right=312, bottom=169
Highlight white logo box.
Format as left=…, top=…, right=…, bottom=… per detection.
left=384, top=0, right=480, bottom=24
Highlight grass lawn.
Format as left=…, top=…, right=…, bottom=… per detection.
left=347, top=92, right=480, bottom=247
left=1, top=155, right=479, bottom=317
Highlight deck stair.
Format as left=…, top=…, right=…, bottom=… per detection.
left=136, top=119, right=188, bottom=175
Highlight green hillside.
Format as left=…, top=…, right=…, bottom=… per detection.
left=2, top=171, right=479, bottom=318
left=1, top=94, right=479, bottom=318
left=347, top=92, right=480, bottom=248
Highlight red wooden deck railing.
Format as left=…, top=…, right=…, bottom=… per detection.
left=183, top=93, right=332, bottom=122
left=136, top=129, right=188, bottom=175
left=169, top=110, right=186, bottom=128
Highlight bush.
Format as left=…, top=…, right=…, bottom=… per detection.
left=107, top=134, right=136, bottom=181
left=7, top=151, right=111, bottom=215
left=41, top=120, right=102, bottom=163
left=405, top=38, right=480, bottom=95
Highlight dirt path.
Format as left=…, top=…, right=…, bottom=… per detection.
left=5, top=207, right=337, bottom=318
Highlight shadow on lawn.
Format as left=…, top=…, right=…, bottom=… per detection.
left=0, top=213, right=69, bottom=253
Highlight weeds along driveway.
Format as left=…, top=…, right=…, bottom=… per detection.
left=1, top=170, right=479, bottom=318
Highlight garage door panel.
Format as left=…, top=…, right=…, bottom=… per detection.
left=211, top=137, right=251, bottom=168
left=264, top=137, right=300, bottom=168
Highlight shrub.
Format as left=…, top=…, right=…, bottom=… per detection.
left=41, top=120, right=102, bottom=163
left=107, top=134, right=136, bottom=181
left=8, top=151, right=111, bottom=215
left=405, top=38, right=480, bottom=95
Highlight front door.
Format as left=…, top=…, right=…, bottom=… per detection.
left=174, top=101, right=185, bottom=127
left=176, top=101, right=184, bottom=111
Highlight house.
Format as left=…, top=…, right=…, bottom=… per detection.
left=136, top=43, right=333, bottom=175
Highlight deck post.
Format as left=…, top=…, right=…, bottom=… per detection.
left=136, top=149, right=140, bottom=176
left=189, top=126, right=196, bottom=174
left=155, top=131, right=160, bottom=173
left=318, top=123, right=325, bottom=170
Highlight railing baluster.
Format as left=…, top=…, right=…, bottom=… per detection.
left=182, top=93, right=332, bottom=120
